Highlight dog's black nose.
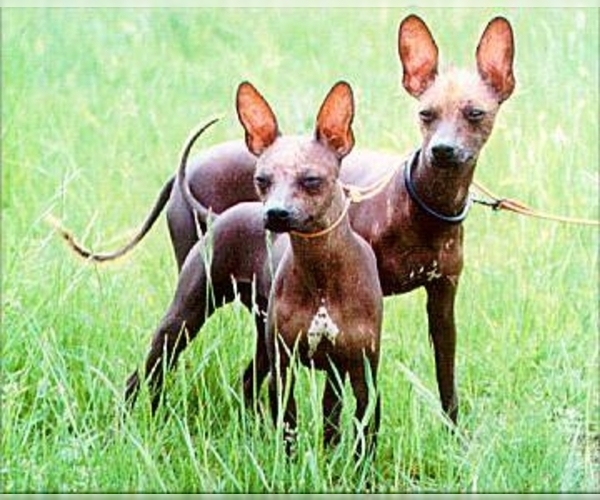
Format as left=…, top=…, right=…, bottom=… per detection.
left=431, top=143, right=457, bottom=163
left=264, top=207, right=292, bottom=232
left=266, top=207, right=291, bottom=222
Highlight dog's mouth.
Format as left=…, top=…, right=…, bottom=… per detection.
left=264, top=218, right=295, bottom=233
left=432, top=156, right=461, bottom=169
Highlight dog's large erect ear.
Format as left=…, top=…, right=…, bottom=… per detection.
left=398, top=15, right=439, bottom=98
left=236, top=81, right=280, bottom=156
left=476, top=17, right=515, bottom=103
left=315, top=81, right=355, bottom=159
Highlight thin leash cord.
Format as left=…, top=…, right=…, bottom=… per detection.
left=290, top=196, right=352, bottom=239
left=339, top=157, right=598, bottom=227
left=470, top=179, right=600, bottom=227
left=342, top=165, right=399, bottom=203
left=341, top=152, right=412, bottom=204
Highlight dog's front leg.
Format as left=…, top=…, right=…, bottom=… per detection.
left=425, top=276, right=459, bottom=425
left=349, top=360, right=380, bottom=461
left=267, top=335, right=298, bottom=456
left=322, top=369, right=345, bottom=448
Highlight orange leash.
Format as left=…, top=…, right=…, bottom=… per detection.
left=471, top=179, right=599, bottom=227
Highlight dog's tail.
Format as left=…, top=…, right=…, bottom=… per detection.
left=45, top=176, right=175, bottom=262
left=176, top=117, right=221, bottom=222
left=47, top=117, right=220, bottom=263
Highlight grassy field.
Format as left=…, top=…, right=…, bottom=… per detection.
left=2, top=7, right=598, bottom=493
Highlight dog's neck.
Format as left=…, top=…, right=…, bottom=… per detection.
left=409, top=149, right=475, bottom=223
left=287, top=188, right=356, bottom=296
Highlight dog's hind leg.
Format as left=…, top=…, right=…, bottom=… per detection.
left=125, top=242, right=222, bottom=413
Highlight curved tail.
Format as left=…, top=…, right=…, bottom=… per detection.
left=176, top=117, right=220, bottom=222
left=48, top=117, right=220, bottom=263
left=46, top=176, right=175, bottom=262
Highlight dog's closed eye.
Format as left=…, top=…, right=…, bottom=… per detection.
left=299, top=176, right=323, bottom=191
left=254, top=175, right=272, bottom=192
left=418, top=108, right=437, bottom=124
left=464, top=106, right=486, bottom=122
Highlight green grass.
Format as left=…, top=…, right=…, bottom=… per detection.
left=2, top=7, right=598, bottom=493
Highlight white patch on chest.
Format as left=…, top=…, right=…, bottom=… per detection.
left=426, top=259, right=443, bottom=281
left=409, top=259, right=442, bottom=283
left=307, top=303, right=340, bottom=357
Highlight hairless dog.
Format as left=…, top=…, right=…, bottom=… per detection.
left=58, top=16, right=515, bottom=424
left=239, top=80, right=382, bottom=456
left=125, top=82, right=385, bottom=459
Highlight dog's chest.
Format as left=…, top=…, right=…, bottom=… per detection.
left=406, top=257, right=443, bottom=284
left=277, top=299, right=340, bottom=350
left=378, top=237, right=461, bottom=293
left=277, top=295, right=371, bottom=364
left=306, top=302, right=340, bottom=358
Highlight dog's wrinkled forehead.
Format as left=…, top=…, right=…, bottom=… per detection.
left=422, top=67, right=501, bottom=113
left=255, top=136, right=340, bottom=177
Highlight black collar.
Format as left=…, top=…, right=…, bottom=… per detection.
left=403, top=150, right=472, bottom=224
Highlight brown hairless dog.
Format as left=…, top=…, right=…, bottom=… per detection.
left=238, top=80, right=382, bottom=456
left=125, top=82, right=385, bottom=458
